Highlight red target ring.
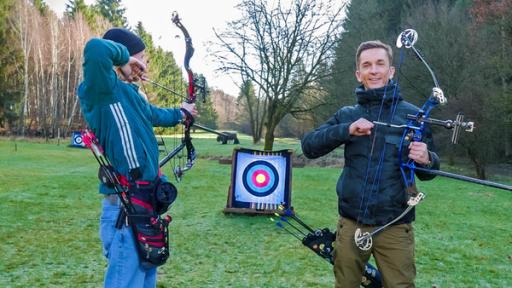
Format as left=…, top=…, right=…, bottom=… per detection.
left=242, top=160, right=279, bottom=197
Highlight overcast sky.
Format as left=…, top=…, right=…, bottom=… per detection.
left=45, top=0, right=241, bottom=96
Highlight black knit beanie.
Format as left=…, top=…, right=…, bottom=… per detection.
left=103, top=28, right=145, bottom=56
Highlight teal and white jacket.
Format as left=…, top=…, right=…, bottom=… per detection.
left=78, top=38, right=182, bottom=193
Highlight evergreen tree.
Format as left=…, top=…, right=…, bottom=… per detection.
left=65, top=0, right=89, bottom=18
left=134, top=22, right=182, bottom=107
left=236, top=80, right=261, bottom=140
left=323, top=0, right=409, bottom=122
left=326, top=0, right=510, bottom=177
left=195, top=88, right=218, bottom=129
left=134, top=22, right=154, bottom=55
left=0, top=0, right=22, bottom=131
left=65, top=0, right=98, bottom=29
left=95, top=0, right=127, bottom=28
left=133, top=22, right=195, bottom=135
left=33, top=0, right=48, bottom=15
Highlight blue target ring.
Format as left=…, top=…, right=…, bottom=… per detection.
left=242, top=160, right=279, bottom=197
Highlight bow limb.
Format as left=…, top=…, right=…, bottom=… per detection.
left=172, top=11, right=196, bottom=104
left=354, top=192, right=425, bottom=251
left=170, top=11, right=197, bottom=181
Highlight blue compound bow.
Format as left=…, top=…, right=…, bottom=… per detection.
left=354, top=29, right=510, bottom=251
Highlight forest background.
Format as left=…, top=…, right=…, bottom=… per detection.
left=0, top=0, right=510, bottom=178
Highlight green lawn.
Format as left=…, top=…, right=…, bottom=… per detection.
left=0, top=136, right=510, bottom=287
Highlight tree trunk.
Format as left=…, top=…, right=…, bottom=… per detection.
left=20, top=49, right=29, bottom=136
left=262, top=101, right=284, bottom=151
left=467, top=146, right=487, bottom=180
left=50, top=17, right=59, bottom=138
left=64, top=28, right=72, bottom=135
left=17, top=3, right=31, bottom=136
left=500, top=16, right=511, bottom=157
left=37, top=44, right=47, bottom=137
left=263, top=123, right=276, bottom=151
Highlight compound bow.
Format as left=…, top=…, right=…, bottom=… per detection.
left=354, top=29, right=511, bottom=251
left=158, top=11, right=207, bottom=181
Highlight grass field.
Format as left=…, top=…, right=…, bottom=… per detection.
left=0, top=135, right=511, bottom=287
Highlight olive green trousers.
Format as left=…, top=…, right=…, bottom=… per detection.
left=333, top=217, right=416, bottom=288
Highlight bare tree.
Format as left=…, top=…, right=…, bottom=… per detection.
left=213, top=0, right=346, bottom=149
left=210, top=88, right=239, bottom=130
left=8, top=0, right=107, bottom=137
left=9, top=0, right=35, bottom=136
left=65, top=12, right=108, bottom=133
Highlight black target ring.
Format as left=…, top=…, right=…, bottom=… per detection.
left=242, top=160, right=279, bottom=197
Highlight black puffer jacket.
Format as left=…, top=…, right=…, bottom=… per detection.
left=301, top=82, right=439, bottom=225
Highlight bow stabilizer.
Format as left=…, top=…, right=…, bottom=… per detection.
left=273, top=206, right=383, bottom=288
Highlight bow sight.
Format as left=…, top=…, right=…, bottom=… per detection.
left=374, top=112, right=475, bottom=145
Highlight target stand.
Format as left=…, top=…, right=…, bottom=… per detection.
left=223, top=147, right=293, bottom=215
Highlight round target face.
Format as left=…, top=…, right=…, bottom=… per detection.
left=74, top=134, right=83, bottom=145
left=242, top=160, right=279, bottom=197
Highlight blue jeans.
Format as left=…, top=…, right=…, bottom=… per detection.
left=100, top=198, right=157, bottom=288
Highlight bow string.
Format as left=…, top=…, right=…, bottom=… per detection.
left=158, top=11, right=207, bottom=181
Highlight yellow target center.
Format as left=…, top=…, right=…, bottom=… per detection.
left=256, top=174, right=266, bottom=183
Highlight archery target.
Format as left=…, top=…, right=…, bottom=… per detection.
left=242, top=160, right=279, bottom=197
left=234, top=153, right=287, bottom=204
left=71, top=131, right=85, bottom=147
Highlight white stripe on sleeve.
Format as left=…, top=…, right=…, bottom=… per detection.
left=110, top=103, right=137, bottom=169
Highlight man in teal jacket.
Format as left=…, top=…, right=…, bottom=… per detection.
left=301, top=40, right=439, bottom=287
left=78, top=28, right=196, bottom=287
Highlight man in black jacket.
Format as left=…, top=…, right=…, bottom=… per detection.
left=301, top=40, right=440, bottom=287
